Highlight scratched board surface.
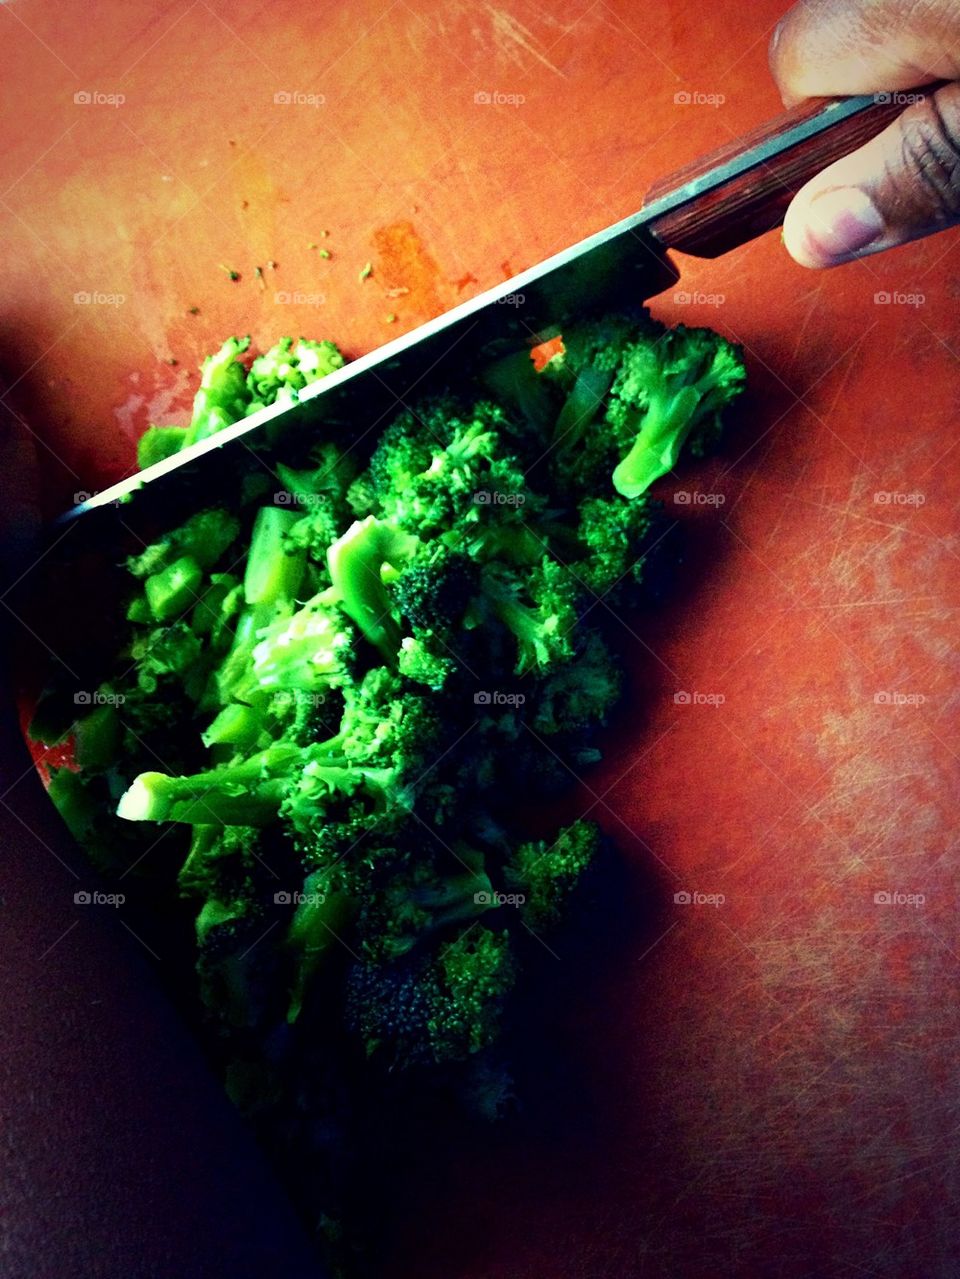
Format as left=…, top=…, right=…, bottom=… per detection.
left=2, top=1, right=960, bottom=1276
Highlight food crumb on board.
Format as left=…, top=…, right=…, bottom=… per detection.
left=359, top=261, right=373, bottom=282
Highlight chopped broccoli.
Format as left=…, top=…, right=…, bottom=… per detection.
left=346, top=924, right=516, bottom=1068
left=33, top=309, right=747, bottom=1269
left=507, top=819, right=600, bottom=932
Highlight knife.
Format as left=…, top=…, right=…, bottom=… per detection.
left=63, top=87, right=930, bottom=532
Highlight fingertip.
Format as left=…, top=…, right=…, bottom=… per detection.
left=783, top=184, right=885, bottom=269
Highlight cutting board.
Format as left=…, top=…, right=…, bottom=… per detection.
left=2, top=1, right=959, bottom=1275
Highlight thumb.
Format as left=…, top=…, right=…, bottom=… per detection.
left=782, top=81, right=960, bottom=267
left=770, top=0, right=960, bottom=267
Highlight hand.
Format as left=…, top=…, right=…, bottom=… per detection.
left=771, top=0, right=960, bottom=267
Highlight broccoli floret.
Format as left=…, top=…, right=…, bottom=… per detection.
left=186, top=336, right=252, bottom=444
left=507, top=819, right=600, bottom=932
left=247, top=337, right=345, bottom=411
left=572, top=494, right=654, bottom=600
left=127, top=509, right=242, bottom=580
left=481, top=557, right=580, bottom=676
left=282, top=498, right=342, bottom=568
left=130, top=621, right=205, bottom=697
left=390, top=544, right=478, bottom=631
left=346, top=924, right=516, bottom=1067
left=606, top=326, right=746, bottom=498
left=178, top=825, right=290, bottom=1027
left=531, top=630, right=623, bottom=737
left=365, top=398, right=536, bottom=543
left=356, top=844, right=494, bottom=962
left=326, top=516, right=419, bottom=661
left=282, top=669, right=442, bottom=827
left=249, top=597, right=356, bottom=693
left=397, top=633, right=458, bottom=689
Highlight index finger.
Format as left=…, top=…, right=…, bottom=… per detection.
left=770, top=0, right=960, bottom=105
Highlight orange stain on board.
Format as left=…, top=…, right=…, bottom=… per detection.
left=372, top=221, right=446, bottom=318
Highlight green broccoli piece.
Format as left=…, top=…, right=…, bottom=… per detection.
left=507, top=819, right=600, bottom=932
left=326, top=516, right=419, bottom=661
left=481, top=557, right=580, bottom=676
left=346, top=924, right=516, bottom=1067
left=249, top=597, right=356, bottom=693
left=185, top=336, right=252, bottom=445
left=247, top=337, right=345, bottom=411
left=606, top=326, right=746, bottom=498
left=127, top=508, right=242, bottom=580
left=572, top=494, right=654, bottom=600
left=355, top=843, right=494, bottom=962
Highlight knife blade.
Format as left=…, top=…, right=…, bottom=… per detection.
left=61, top=86, right=926, bottom=531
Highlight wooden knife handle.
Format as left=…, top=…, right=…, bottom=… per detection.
left=644, top=87, right=941, bottom=258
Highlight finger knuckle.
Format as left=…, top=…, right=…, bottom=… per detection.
left=898, top=96, right=960, bottom=222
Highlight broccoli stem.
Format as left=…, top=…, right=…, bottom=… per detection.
left=117, top=743, right=300, bottom=825
left=327, top=517, right=417, bottom=661
left=145, top=555, right=203, bottom=622
left=611, top=386, right=701, bottom=498
left=243, top=507, right=305, bottom=606
left=554, top=366, right=614, bottom=452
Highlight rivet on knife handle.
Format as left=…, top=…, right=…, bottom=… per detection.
left=643, top=85, right=944, bottom=259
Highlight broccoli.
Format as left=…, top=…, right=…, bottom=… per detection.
left=346, top=924, right=516, bottom=1068
left=606, top=326, right=745, bottom=498
left=354, top=842, right=494, bottom=962
left=506, top=819, right=600, bottom=932
left=250, top=597, right=356, bottom=693
left=117, top=669, right=442, bottom=829
left=531, top=629, right=623, bottom=738
left=33, top=311, right=748, bottom=1265
left=480, top=557, right=580, bottom=676
left=137, top=335, right=345, bottom=465
left=326, top=516, right=419, bottom=661
left=247, top=337, right=345, bottom=410
left=572, top=494, right=654, bottom=600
